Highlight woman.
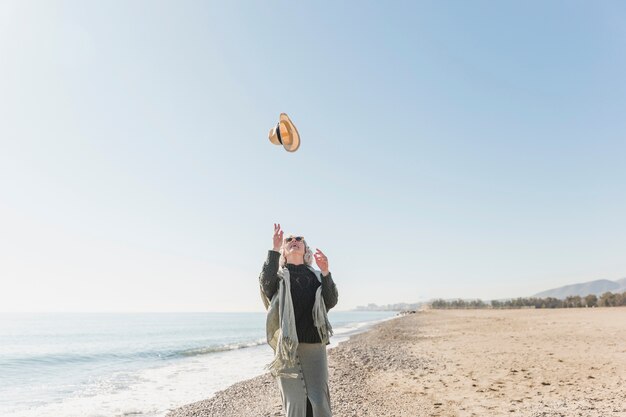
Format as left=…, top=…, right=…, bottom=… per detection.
left=259, top=223, right=339, bottom=417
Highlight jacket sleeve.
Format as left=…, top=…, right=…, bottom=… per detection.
left=259, top=250, right=281, bottom=300
left=321, top=272, right=338, bottom=310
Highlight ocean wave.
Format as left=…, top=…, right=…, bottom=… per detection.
left=1, top=338, right=269, bottom=368
left=176, top=338, right=267, bottom=357
left=1, top=351, right=133, bottom=367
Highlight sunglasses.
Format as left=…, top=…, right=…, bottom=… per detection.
left=285, top=236, right=304, bottom=243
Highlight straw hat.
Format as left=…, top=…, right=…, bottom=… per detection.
left=268, top=113, right=300, bottom=152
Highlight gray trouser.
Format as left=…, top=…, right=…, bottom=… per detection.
left=276, top=343, right=332, bottom=417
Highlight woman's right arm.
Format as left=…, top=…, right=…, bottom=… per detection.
left=259, top=250, right=281, bottom=299
left=259, top=223, right=284, bottom=299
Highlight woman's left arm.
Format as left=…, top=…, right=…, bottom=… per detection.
left=315, top=249, right=338, bottom=310
left=321, top=272, right=338, bottom=310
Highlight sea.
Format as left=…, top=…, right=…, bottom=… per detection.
left=0, top=310, right=399, bottom=417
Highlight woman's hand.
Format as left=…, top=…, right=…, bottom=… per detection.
left=314, top=249, right=330, bottom=276
left=272, top=223, right=283, bottom=252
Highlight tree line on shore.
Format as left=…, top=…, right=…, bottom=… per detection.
left=430, top=291, right=626, bottom=309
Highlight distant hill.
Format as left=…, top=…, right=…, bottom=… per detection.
left=533, top=278, right=626, bottom=299
left=355, top=278, right=626, bottom=310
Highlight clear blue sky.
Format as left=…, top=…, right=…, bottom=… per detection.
left=1, top=1, right=625, bottom=312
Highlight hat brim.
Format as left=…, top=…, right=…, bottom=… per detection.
left=279, top=113, right=300, bottom=152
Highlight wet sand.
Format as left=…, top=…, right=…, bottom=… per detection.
left=166, top=307, right=626, bottom=416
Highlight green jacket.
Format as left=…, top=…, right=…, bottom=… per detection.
left=259, top=264, right=333, bottom=378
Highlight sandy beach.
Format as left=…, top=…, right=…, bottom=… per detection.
left=166, top=307, right=626, bottom=417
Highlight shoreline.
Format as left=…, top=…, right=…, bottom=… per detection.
left=162, top=312, right=404, bottom=417
left=326, top=311, right=403, bottom=349
left=0, top=311, right=398, bottom=417
left=166, top=307, right=625, bottom=417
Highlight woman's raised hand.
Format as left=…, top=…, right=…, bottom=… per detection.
left=314, top=249, right=330, bottom=276
left=272, top=223, right=283, bottom=252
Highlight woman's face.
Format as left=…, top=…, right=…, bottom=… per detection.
left=283, top=235, right=306, bottom=257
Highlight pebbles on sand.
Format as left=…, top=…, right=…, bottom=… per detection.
left=166, top=308, right=626, bottom=417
